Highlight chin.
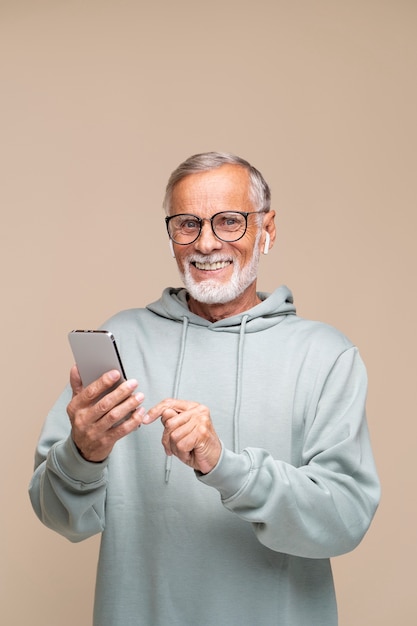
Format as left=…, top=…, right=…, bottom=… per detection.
left=181, top=262, right=259, bottom=305
left=185, top=280, right=241, bottom=304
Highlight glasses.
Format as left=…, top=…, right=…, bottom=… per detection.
left=165, top=210, right=268, bottom=245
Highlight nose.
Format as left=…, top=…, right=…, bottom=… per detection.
left=193, top=220, right=223, bottom=254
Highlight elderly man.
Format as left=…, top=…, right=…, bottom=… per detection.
left=30, top=152, right=380, bottom=626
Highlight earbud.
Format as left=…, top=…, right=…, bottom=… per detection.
left=263, top=231, right=270, bottom=255
left=169, top=239, right=176, bottom=257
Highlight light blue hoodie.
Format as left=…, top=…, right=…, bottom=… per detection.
left=29, top=286, right=380, bottom=626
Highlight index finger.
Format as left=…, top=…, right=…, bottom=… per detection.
left=143, top=399, right=196, bottom=424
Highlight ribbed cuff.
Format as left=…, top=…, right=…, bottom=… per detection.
left=197, top=444, right=253, bottom=501
left=49, top=437, right=108, bottom=485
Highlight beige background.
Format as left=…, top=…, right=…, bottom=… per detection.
left=1, top=1, right=416, bottom=624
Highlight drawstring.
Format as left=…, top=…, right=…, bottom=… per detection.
left=164, top=313, right=248, bottom=481
left=165, top=316, right=189, bottom=483
left=233, top=315, right=248, bottom=453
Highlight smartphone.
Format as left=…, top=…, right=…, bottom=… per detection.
left=68, top=330, right=132, bottom=426
left=68, top=329, right=127, bottom=391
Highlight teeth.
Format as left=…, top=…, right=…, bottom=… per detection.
left=194, top=261, right=231, bottom=271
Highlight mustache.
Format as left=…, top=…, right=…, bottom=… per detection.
left=185, top=253, right=234, bottom=264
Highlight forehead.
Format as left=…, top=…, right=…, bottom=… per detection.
left=170, top=164, right=253, bottom=215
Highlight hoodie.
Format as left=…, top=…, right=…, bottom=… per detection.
left=29, top=286, right=380, bottom=626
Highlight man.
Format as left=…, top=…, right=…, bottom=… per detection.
left=29, top=152, right=380, bottom=626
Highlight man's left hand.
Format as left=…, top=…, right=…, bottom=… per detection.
left=144, top=399, right=222, bottom=474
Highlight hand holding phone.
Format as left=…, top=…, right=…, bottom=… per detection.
left=67, top=331, right=144, bottom=461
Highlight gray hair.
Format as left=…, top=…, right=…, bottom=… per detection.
left=163, top=152, right=271, bottom=215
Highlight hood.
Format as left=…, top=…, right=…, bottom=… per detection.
left=146, top=285, right=296, bottom=332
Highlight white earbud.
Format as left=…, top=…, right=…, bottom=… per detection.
left=169, top=239, right=176, bottom=257
left=263, top=231, right=270, bottom=255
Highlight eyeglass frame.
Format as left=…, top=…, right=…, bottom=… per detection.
left=165, top=209, right=269, bottom=245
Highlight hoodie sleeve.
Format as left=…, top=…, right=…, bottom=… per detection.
left=28, top=386, right=108, bottom=543
left=197, top=347, right=380, bottom=559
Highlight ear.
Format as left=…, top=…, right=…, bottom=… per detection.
left=169, top=239, right=176, bottom=257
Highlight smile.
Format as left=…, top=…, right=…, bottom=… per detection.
left=193, top=260, right=232, bottom=271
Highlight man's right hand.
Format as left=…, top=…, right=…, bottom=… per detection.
left=67, top=365, right=146, bottom=462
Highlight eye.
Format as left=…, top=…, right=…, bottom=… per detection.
left=181, top=218, right=199, bottom=231
left=216, top=213, right=245, bottom=231
left=172, top=216, right=201, bottom=234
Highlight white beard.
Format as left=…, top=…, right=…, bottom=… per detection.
left=179, top=242, right=261, bottom=305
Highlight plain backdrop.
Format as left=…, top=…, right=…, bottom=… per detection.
left=1, top=1, right=416, bottom=624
